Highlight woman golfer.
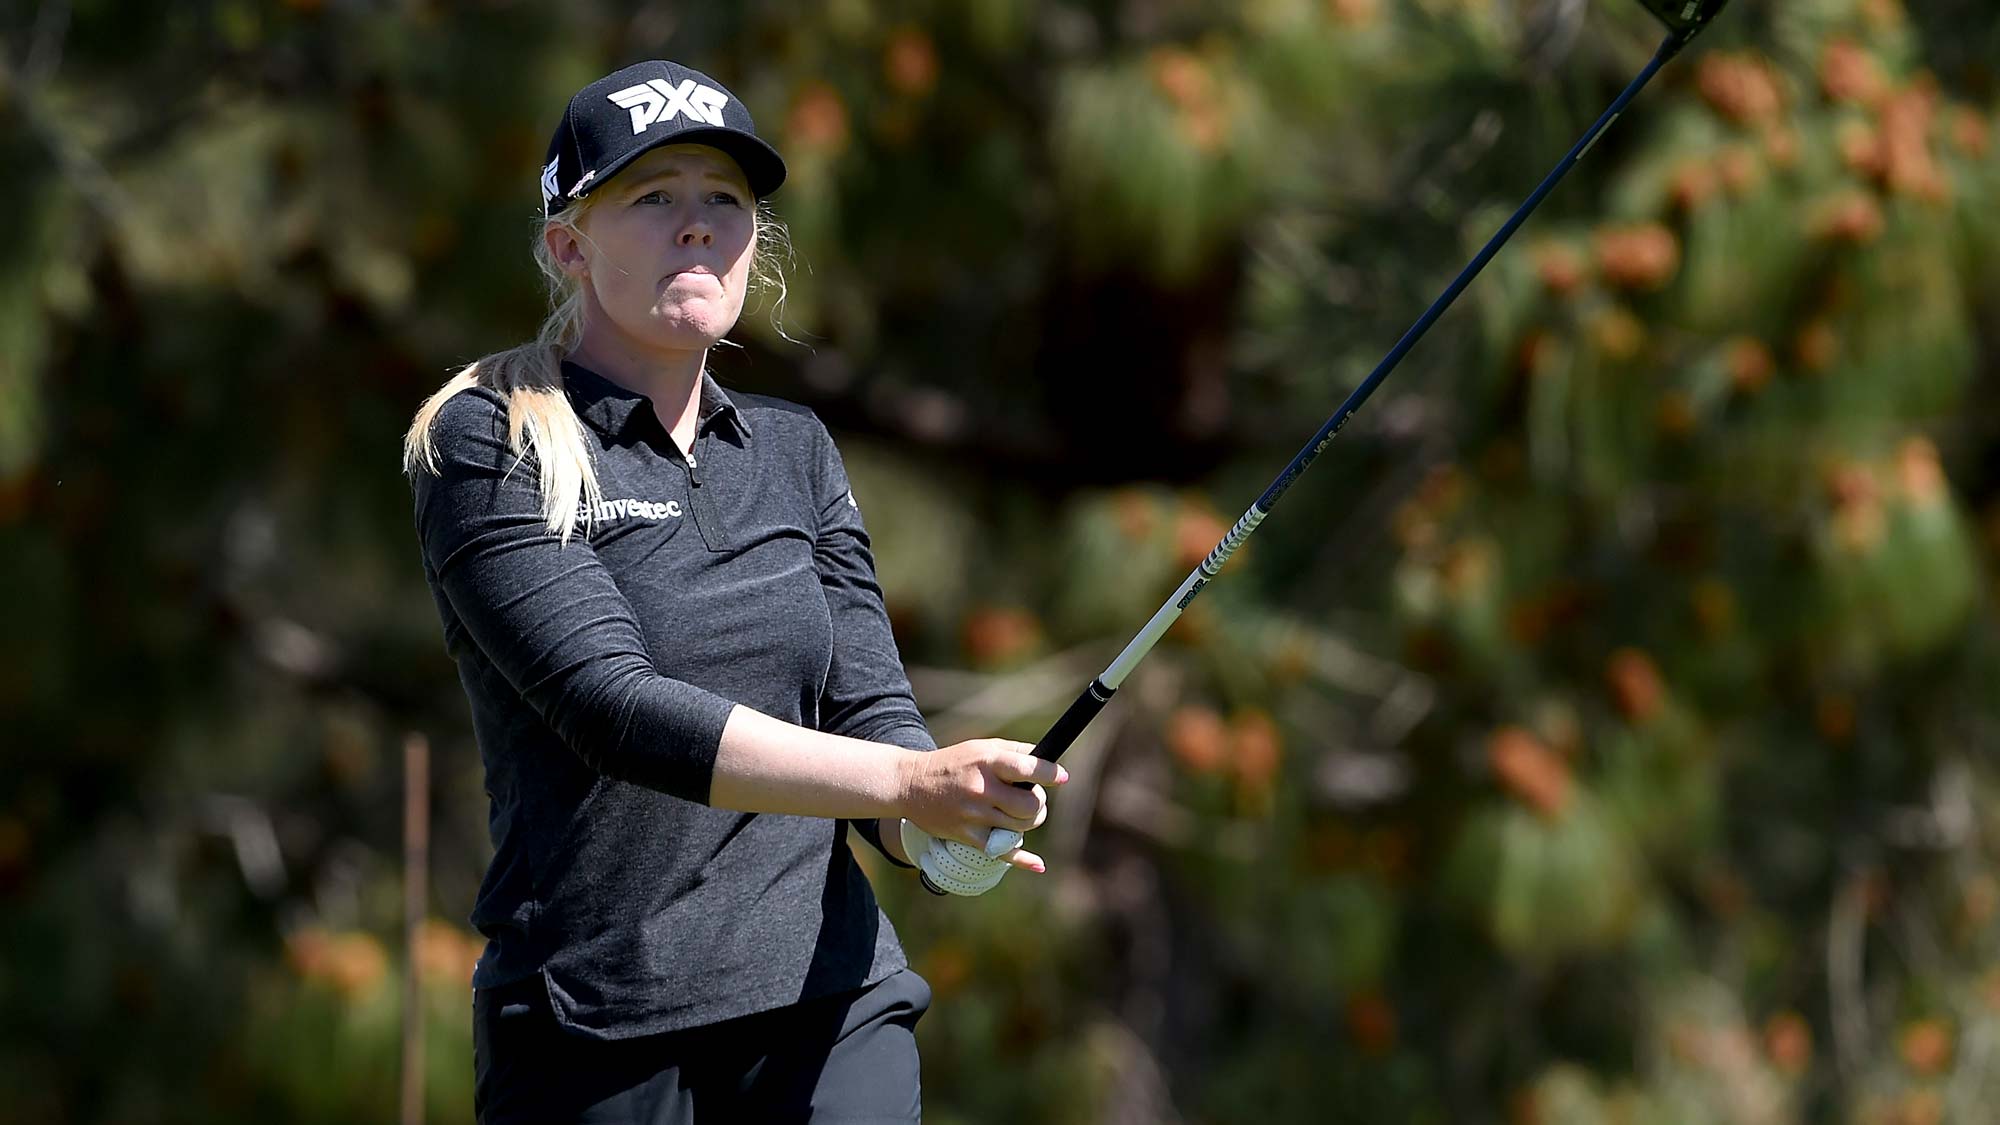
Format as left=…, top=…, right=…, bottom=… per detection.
left=403, top=59, right=1063, bottom=1124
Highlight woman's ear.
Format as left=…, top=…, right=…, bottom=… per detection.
left=544, top=222, right=590, bottom=279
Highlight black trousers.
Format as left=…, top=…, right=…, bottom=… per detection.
left=474, top=969, right=931, bottom=1124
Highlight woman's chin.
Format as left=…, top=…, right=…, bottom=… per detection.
left=644, top=307, right=741, bottom=350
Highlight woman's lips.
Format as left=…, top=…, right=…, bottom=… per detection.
left=662, top=267, right=722, bottom=290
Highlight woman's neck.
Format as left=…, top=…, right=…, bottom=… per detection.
left=567, top=332, right=708, bottom=451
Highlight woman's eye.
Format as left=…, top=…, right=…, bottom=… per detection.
left=710, top=192, right=743, bottom=207
left=635, top=190, right=669, bottom=205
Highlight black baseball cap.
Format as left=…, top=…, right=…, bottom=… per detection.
left=541, top=60, right=786, bottom=217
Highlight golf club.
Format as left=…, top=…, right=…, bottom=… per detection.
left=922, top=0, right=1736, bottom=894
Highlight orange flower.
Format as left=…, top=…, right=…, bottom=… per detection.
left=328, top=932, right=389, bottom=999
left=1837, top=121, right=1885, bottom=178
left=1438, top=539, right=1497, bottom=600
left=1813, top=192, right=1885, bottom=245
left=788, top=82, right=850, bottom=152
left=1794, top=320, right=1839, bottom=373
left=1823, top=462, right=1888, bottom=553
left=1325, top=0, right=1379, bottom=27
left=285, top=926, right=334, bottom=980
left=1762, top=125, right=1802, bottom=170
left=1824, top=461, right=1879, bottom=510
left=1821, top=40, right=1887, bottom=106
left=416, top=919, right=482, bottom=984
left=1717, top=145, right=1762, bottom=196
left=1147, top=47, right=1211, bottom=112
left=1178, top=104, right=1230, bottom=154
left=1165, top=706, right=1229, bottom=774
left=1725, top=337, right=1775, bottom=394
left=882, top=27, right=939, bottom=97
left=288, top=929, right=390, bottom=1001
left=1173, top=503, right=1229, bottom=570
left=1605, top=648, right=1665, bottom=723
left=1593, top=223, right=1680, bottom=291
left=1763, top=1011, right=1812, bottom=1075
left=1895, top=436, right=1946, bottom=507
left=961, top=607, right=1042, bottom=667
left=1697, top=54, right=1784, bottom=125
left=1898, top=1020, right=1953, bottom=1076
left=1229, top=709, right=1283, bottom=791
left=1112, top=489, right=1160, bottom=542
left=1532, top=242, right=1589, bottom=296
left=1880, top=88, right=1947, bottom=202
left=1669, top=160, right=1719, bottom=212
left=1487, top=726, right=1571, bottom=818
left=1590, top=307, right=1646, bottom=361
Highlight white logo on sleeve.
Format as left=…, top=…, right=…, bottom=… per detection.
left=846, top=490, right=858, bottom=510
left=607, top=79, right=729, bottom=134
left=579, top=497, right=684, bottom=523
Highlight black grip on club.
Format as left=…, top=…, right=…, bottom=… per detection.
left=1005, top=678, right=1116, bottom=796
left=1033, top=679, right=1115, bottom=762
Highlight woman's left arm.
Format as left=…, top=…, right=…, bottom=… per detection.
left=809, top=418, right=932, bottom=868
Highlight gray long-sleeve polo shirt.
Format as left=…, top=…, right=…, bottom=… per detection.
left=410, top=360, right=930, bottom=1039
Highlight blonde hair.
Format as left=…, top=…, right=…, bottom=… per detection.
left=402, top=195, right=791, bottom=545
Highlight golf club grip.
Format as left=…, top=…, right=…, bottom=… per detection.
left=1023, top=678, right=1116, bottom=769
left=1004, top=679, right=1114, bottom=793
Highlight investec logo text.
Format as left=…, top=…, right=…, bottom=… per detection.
left=581, top=497, right=683, bottom=522
left=608, top=79, right=729, bottom=134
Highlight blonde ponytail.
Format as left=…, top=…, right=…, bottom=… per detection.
left=403, top=197, right=790, bottom=546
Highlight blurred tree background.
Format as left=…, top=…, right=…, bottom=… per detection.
left=5, top=0, right=2000, bottom=1121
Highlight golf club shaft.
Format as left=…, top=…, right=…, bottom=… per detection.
left=1028, top=32, right=1687, bottom=765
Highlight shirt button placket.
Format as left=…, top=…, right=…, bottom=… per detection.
left=683, top=433, right=725, bottom=551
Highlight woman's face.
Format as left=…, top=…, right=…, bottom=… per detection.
left=550, top=145, right=756, bottom=355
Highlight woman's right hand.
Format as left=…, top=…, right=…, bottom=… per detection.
left=895, top=740, right=1068, bottom=872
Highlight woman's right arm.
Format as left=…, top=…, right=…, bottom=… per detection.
left=410, top=389, right=1060, bottom=847
left=709, top=707, right=1063, bottom=859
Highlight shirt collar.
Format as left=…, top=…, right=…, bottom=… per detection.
left=561, top=360, right=753, bottom=442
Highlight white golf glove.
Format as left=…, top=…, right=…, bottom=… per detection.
left=901, top=819, right=1015, bottom=897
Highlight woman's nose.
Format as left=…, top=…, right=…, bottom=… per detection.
left=678, top=226, right=712, bottom=247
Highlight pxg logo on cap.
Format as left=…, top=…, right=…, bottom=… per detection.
left=540, top=60, right=788, bottom=217
left=608, top=78, right=730, bottom=133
